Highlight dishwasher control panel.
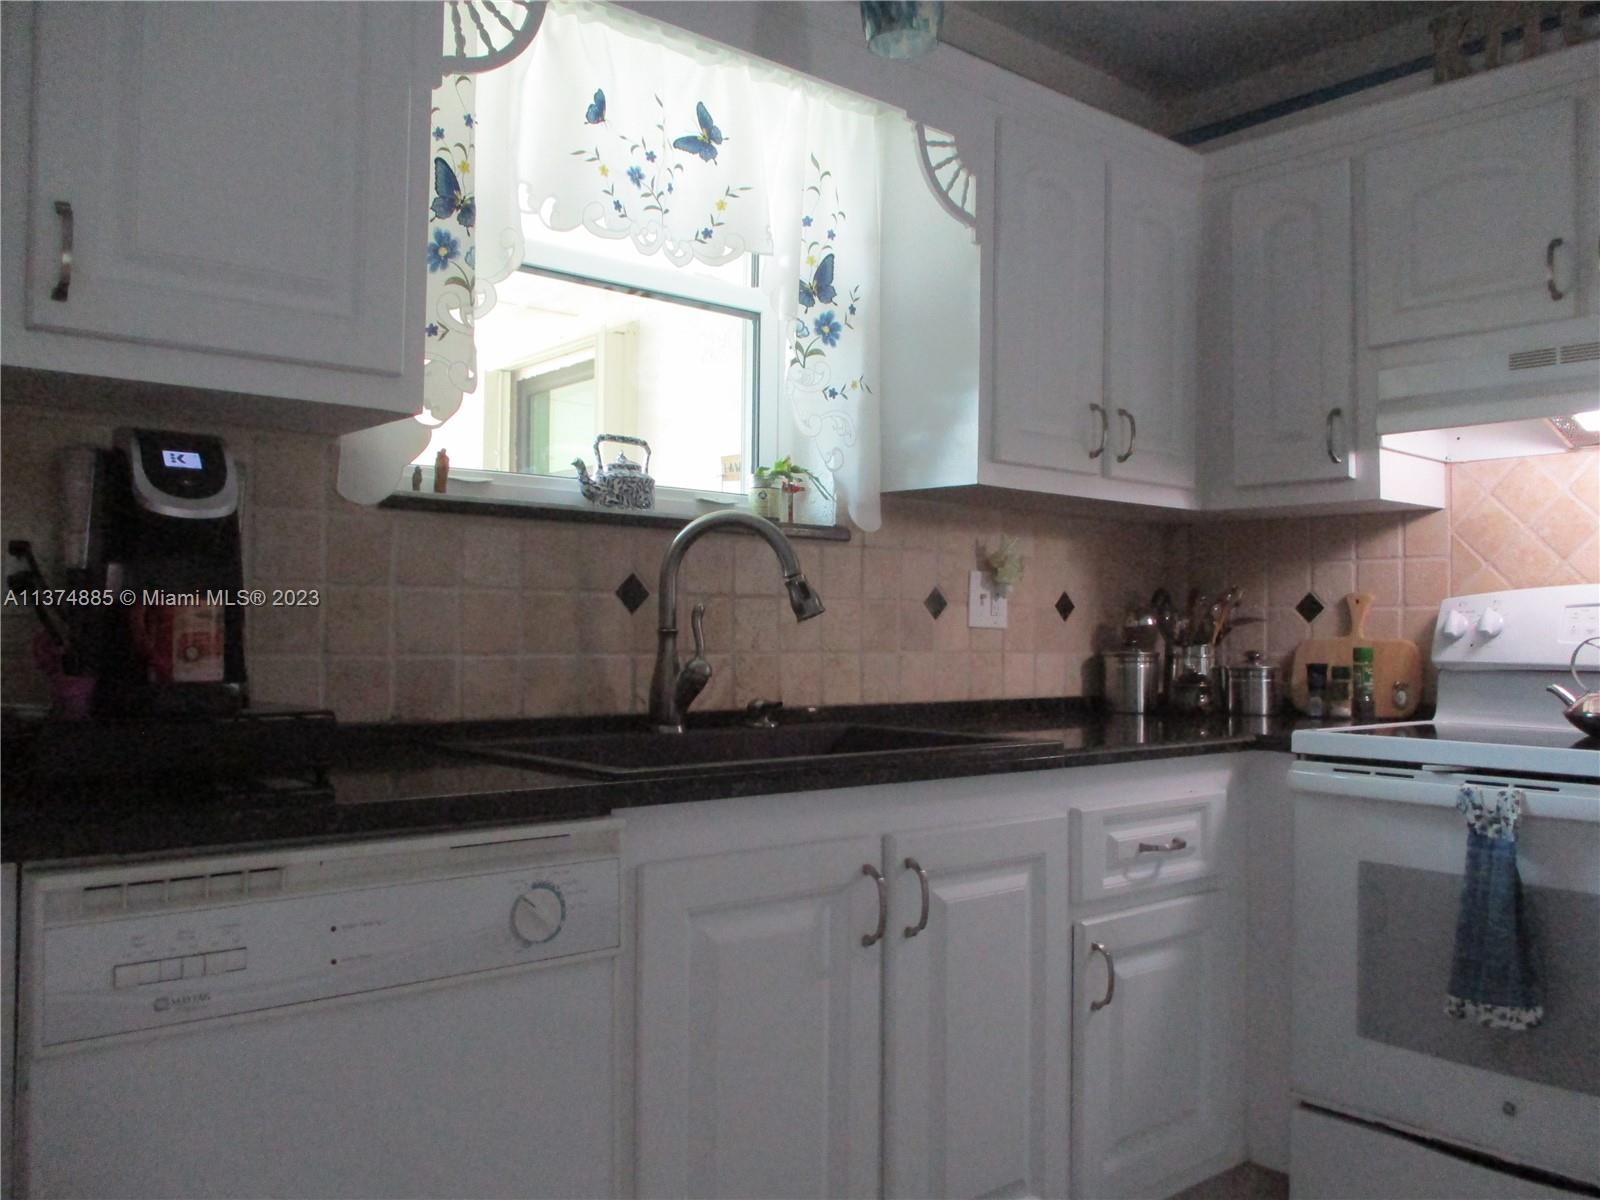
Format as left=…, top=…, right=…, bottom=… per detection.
left=25, top=821, right=622, bottom=1047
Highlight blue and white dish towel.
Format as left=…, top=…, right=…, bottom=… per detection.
left=1446, top=784, right=1543, bottom=1031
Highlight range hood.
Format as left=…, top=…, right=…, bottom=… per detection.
left=1377, top=317, right=1599, bottom=435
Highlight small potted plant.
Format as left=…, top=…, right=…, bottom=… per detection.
left=753, top=455, right=833, bottom=524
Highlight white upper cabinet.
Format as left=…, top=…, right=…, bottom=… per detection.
left=1104, top=164, right=1200, bottom=489
left=1363, top=97, right=1580, bottom=346
left=992, top=117, right=1107, bottom=478
left=1228, top=159, right=1356, bottom=487
left=3, top=1, right=429, bottom=426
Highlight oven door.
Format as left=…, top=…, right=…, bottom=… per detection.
left=1290, top=761, right=1600, bottom=1186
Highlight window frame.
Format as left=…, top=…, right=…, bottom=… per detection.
left=416, top=234, right=780, bottom=519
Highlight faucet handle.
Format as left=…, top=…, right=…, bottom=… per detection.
left=691, top=603, right=706, bottom=660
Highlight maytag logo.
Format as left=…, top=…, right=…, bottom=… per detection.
left=153, top=991, right=211, bottom=1013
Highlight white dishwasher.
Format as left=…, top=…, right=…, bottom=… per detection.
left=15, top=818, right=621, bottom=1200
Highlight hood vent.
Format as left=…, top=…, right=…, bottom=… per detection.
left=1377, top=318, right=1600, bottom=436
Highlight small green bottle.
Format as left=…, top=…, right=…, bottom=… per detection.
left=1351, top=645, right=1376, bottom=721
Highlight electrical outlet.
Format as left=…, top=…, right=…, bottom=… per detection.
left=968, top=570, right=1007, bottom=629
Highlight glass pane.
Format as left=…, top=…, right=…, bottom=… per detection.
left=417, top=268, right=754, bottom=495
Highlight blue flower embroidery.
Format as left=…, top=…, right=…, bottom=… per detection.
left=427, top=228, right=460, bottom=272
left=813, top=311, right=842, bottom=347
left=802, top=216, right=813, bottom=228
left=826, top=229, right=836, bottom=240
left=627, top=165, right=645, bottom=187
left=432, top=126, right=445, bottom=141
left=465, top=247, right=476, bottom=269
left=645, top=149, right=657, bottom=162
left=425, top=322, right=440, bottom=338
left=462, top=113, right=475, bottom=128
left=700, top=226, right=714, bottom=241
left=613, top=200, right=625, bottom=213
left=848, top=303, right=857, bottom=315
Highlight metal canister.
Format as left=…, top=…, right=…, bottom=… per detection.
left=1103, top=648, right=1159, bottom=714
left=1225, top=650, right=1279, bottom=716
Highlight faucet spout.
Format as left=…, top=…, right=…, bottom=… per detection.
left=650, top=511, right=825, bottom=732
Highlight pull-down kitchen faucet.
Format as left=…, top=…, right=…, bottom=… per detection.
left=650, top=511, right=824, bottom=732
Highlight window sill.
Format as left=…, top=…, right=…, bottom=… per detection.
left=379, top=490, right=852, bottom=541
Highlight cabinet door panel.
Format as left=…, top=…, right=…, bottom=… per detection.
left=636, top=837, right=882, bottom=1200
left=25, top=2, right=415, bottom=375
left=1364, top=98, right=1578, bottom=345
left=1106, top=167, right=1198, bottom=488
left=884, top=817, right=1070, bottom=1200
left=992, top=117, right=1106, bottom=476
left=1073, top=892, right=1232, bottom=1200
left=1230, top=160, right=1355, bottom=486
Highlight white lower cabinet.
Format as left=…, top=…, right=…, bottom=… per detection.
left=1072, top=892, right=1237, bottom=1200
left=634, top=814, right=1070, bottom=1200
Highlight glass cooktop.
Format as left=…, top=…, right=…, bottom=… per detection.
left=1328, top=723, right=1599, bottom=750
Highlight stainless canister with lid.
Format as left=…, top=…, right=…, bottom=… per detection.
left=1103, top=648, right=1159, bottom=714
left=1224, top=650, right=1279, bottom=715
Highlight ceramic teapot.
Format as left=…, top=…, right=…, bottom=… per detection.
left=573, top=435, right=655, bottom=510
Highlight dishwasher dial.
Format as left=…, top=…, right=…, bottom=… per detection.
left=511, top=883, right=565, bottom=945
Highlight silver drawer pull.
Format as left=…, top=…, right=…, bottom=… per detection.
left=50, top=200, right=74, bottom=302
left=861, top=864, right=887, bottom=947
left=1089, top=941, right=1116, bottom=1011
left=1325, top=407, right=1346, bottom=464
left=1115, top=408, right=1136, bottom=463
left=1136, top=836, right=1188, bottom=854
left=1546, top=237, right=1566, bottom=302
left=1089, top=403, right=1108, bottom=459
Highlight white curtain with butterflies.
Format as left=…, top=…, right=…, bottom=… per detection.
left=396, top=0, right=885, bottom=528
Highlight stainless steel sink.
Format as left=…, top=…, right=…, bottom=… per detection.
left=443, top=722, right=1044, bottom=780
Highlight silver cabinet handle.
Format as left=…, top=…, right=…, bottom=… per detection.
left=1325, top=407, right=1346, bottom=464
left=1136, top=836, right=1188, bottom=854
left=50, top=200, right=73, bottom=302
left=861, top=864, right=887, bottom=947
left=1546, top=237, right=1566, bottom=301
left=1115, top=409, right=1136, bottom=463
left=903, top=858, right=930, bottom=938
left=1088, top=403, right=1108, bottom=459
left=1089, top=941, right=1116, bottom=1011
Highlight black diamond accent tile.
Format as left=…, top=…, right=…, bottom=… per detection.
left=1055, top=592, right=1075, bottom=622
left=1295, top=591, right=1325, bottom=624
left=616, top=572, right=650, bottom=614
left=924, top=587, right=948, bottom=619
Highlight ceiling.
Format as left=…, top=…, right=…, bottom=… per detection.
left=949, top=1, right=1438, bottom=98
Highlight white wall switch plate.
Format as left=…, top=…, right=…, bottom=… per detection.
left=969, top=570, right=1008, bottom=629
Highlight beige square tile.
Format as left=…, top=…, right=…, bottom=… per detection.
left=1403, top=559, right=1450, bottom=610
left=250, top=601, right=322, bottom=656
left=898, top=601, right=935, bottom=652
left=932, top=604, right=969, bottom=652
left=325, top=513, right=393, bottom=585
left=522, top=523, right=583, bottom=589
left=732, top=654, right=781, bottom=706
left=251, top=509, right=324, bottom=584
left=522, top=655, right=581, bottom=716
left=1490, top=458, right=1557, bottom=522
left=460, top=657, right=522, bottom=719
left=898, top=550, right=939, bottom=601
left=1003, top=652, right=1036, bottom=698
left=1530, top=492, right=1596, bottom=561
left=821, top=544, right=863, bottom=598
left=324, top=587, right=391, bottom=657
left=461, top=522, right=523, bottom=588
left=250, top=436, right=330, bottom=510
left=822, top=653, right=862, bottom=706
left=860, top=652, right=900, bottom=702
left=575, top=593, right=632, bottom=653
left=1034, top=652, right=1068, bottom=696
left=1402, top=509, right=1450, bottom=559
left=680, top=533, right=735, bottom=596
left=779, top=599, right=823, bottom=651
left=1364, top=607, right=1402, bottom=639
left=326, top=658, right=392, bottom=722
left=1002, top=601, right=1037, bottom=653
left=734, top=596, right=780, bottom=652
left=1311, top=517, right=1358, bottom=563
left=1356, top=559, right=1401, bottom=607
left=393, top=658, right=460, bottom=721
left=862, top=601, right=898, bottom=652
left=968, top=653, right=1004, bottom=700
left=248, top=656, right=322, bottom=708
left=862, top=547, right=899, bottom=598
left=781, top=653, right=824, bottom=706
left=1453, top=501, right=1518, bottom=564
left=1311, top=561, right=1355, bottom=614
left=931, top=653, right=968, bottom=700
left=522, top=592, right=582, bottom=654
left=1356, top=514, right=1404, bottom=560
left=898, top=652, right=938, bottom=700
left=461, top=590, right=521, bottom=655
left=1493, top=531, right=1565, bottom=589
left=698, top=654, right=735, bottom=713
left=734, top=538, right=784, bottom=596
left=394, top=515, right=465, bottom=586
left=395, top=589, right=460, bottom=655
left=821, top=598, right=862, bottom=652
left=571, top=655, right=629, bottom=716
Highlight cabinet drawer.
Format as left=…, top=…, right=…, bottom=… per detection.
left=1070, top=792, right=1224, bottom=903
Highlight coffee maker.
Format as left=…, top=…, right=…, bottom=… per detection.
left=77, top=428, right=249, bottom=715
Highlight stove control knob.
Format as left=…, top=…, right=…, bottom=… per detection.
left=1440, top=610, right=1471, bottom=640
left=1476, top=608, right=1505, bottom=638
left=511, top=883, right=565, bottom=945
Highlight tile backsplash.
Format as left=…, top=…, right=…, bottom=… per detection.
left=2, top=397, right=1594, bottom=721
left=0, top=401, right=1174, bottom=720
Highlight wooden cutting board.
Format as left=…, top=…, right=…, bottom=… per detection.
left=1288, top=592, right=1423, bottom=719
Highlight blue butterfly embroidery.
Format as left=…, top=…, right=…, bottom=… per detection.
left=431, top=157, right=474, bottom=230
left=585, top=89, right=606, bottom=125
left=798, top=252, right=836, bottom=310
left=672, top=101, right=724, bottom=162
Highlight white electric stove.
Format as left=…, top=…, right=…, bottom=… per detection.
left=1288, top=584, right=1600, bottom=1198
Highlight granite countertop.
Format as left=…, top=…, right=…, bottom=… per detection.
left=0, top=699, right=1347, bottom=865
